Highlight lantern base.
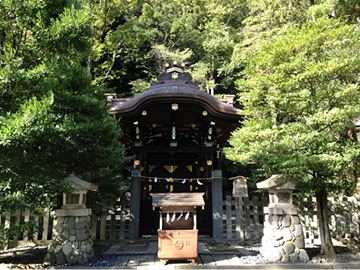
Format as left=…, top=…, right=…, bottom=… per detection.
left=260, top=207, right=309, bottom=263
left=44, top=209, right=94, bottom=266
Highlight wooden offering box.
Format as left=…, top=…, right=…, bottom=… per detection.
left=150, top=193, right=205, bottom=264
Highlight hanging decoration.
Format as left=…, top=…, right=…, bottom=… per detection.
left=160, top=211, right=193, bottom=224
left=164, top=165, right=178, bottom=174
left=137, top=175, right=218, bottom=182
left=138, top=175, right=218, bottom=192
left=177, top=211, right=183, bottom=221
left=149, top=165, right=156, bottom=173
left=148, top=179, right=152, bottom=192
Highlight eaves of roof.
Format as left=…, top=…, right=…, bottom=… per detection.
left=109, top=81, right=243, bottom=121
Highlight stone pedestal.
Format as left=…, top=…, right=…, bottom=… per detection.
left=260, top=206, right=309, bottom=263
left=44, top=208, right=95, bottom=265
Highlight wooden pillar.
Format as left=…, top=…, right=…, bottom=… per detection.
left=211, top=169, right=223, bottom=239
left=129, top=169, right=141, bottom=240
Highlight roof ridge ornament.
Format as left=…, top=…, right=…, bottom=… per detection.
left=151, top=64, right=199, bottom=87
left=167, top=66, right=183, bottom=73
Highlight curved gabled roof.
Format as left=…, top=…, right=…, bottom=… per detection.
left=109, top=70, right=242, bottom=122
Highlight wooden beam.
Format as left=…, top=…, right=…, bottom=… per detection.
left=132, top=146, right=216, bottom=154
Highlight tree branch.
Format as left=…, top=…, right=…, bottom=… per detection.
left=105, top=44, right=121, bottom=77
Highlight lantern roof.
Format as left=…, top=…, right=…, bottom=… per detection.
left=257, top=174, right=296, bottom=190
left=63, top=174, right=98, bottom=191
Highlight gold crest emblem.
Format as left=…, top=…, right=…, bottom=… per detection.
left=171, top=103, right=179, bottom=111
left=171, top=72, right=179, bottom=79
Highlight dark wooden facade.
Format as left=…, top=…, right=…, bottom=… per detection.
left=108, top=67, right=242, bottom=238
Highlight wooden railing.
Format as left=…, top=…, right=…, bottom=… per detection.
left=296, top=196, right=360, bottom=245
left=2, top=195, right=359, bottom=248
left=91, top=194, right=130, bottom=240
left=222, top=196, right=266, bottom=244
left=0, top=209, right=54, bottom=247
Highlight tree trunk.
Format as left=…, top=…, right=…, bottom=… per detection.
left=315, top=187, right=336, bottom=257
left=347, top=126, right=360, bottom=199
left=211, top=53, right=215, bottom=96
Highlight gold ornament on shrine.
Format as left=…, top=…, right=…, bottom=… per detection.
left=171, top=72, right=179, bottom=79
left=171, top=103, right=179, bottom=111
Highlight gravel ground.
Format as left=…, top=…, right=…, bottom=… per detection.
left=0, top=245, right=47, bottom=265
left=1, top=243, right=359, bottom=267
left=83, top=243, right=360, bottom=267
left=234, top=244, right=360, bottom=265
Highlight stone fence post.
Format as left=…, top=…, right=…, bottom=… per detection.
left=212, top=170, right=223, bottom=240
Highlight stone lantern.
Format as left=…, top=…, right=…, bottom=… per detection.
left=59, top=174, right=98, bottom=213
left=45, top=174, right=98, bottom=266
left=257, top=174, right=309, bottom=263
left=257, top=174, right=296, bottom=211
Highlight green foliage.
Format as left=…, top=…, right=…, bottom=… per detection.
left=230, top=0, right=308, bottom=71
left=226, top=18, right=360, bottom=255
left=0, top=0, right=92, bottom=113
left=152, top=44, right=193, bottom=71
left=129, top=79, right=152, bottom=97
left=226, top=18, right=360, bottom=196
left=89, top=0, right=245, bottom=97
left=0, top=0, right=129, bottom=247
left=220, top=157, right=264, bottom=198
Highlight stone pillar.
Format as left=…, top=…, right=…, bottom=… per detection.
left=129, top=169, right=141, bottom=240
left=44, top=208, right=95, bottom=265
left=211, top=170, right=223, bottom=240
left=260, top=206, right=309, bottom=263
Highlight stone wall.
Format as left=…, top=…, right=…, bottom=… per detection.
left=260, top=207, right=309, bottom=263
left=44, top=214, right=95, bottom=265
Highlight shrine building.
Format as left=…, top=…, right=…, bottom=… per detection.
left=107, top=67, right=242, bottom=239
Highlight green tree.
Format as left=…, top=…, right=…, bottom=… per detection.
left=230, top=0, right=310, bottom=72
left=0, top=0, right=93, bottom=112
left=225, top=19, right=360, bottom=256
left=89, top=0, right=245, bottom=97
left=230, top=0, right=360, bottom=72
left=0, top=0, right=128, bottom=247
left=191, top=18, right=235, bottom=95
